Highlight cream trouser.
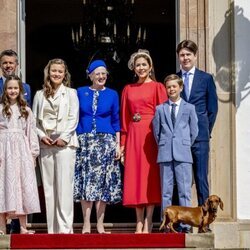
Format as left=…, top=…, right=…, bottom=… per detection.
left=39, top=146, right=76, bottom=234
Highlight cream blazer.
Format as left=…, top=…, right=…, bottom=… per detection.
left=32, top=85, right=79, bottom=148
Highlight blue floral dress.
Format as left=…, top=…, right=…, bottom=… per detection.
left=74, top=90, right=122, bottom=204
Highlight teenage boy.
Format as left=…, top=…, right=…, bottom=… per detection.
left=176, top=40, right=218, bottom=209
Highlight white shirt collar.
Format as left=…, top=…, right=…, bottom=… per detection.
left=169, top=98, right=182, bottom=106
left=181, top=66, right=196, bottom=76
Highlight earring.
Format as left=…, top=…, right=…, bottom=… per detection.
left=149, top=71, right=152, bottom=76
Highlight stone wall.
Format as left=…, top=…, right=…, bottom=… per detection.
left=0, top=0, right=17, bottom=52
left=179, top=0, right=235, bottom=221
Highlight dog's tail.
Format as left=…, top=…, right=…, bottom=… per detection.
left=159, top=213, right=167, bottom=231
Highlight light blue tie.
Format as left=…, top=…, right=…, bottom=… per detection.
left=183, top=72, right=190, bottom=99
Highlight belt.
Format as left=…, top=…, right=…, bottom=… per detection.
left=132, top=113, right=153, bottom=122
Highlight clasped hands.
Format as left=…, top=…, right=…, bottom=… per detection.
left=41, top=136, right=67, bottom=147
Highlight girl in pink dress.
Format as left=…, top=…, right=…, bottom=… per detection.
left=0, top=75, right=40, bottom=235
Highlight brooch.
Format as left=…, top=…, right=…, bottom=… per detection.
left=133, top=113, right=141, bottom=122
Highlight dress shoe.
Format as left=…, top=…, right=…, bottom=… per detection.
left=10, top=219, right=20, bottom=234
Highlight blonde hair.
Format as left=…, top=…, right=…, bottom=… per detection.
left=43, top=58, right=71, bottom=98
left=1, top=75, right=28, bottom=119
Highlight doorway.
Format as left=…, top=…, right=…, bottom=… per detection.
left=25, top=0, right=176, bottom=224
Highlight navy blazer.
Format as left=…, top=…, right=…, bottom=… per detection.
left=153, top=99, right=198, bottom=163
left=76, top=86, right=120, bottom=135
left=0, top=77, right=31, bottom=107
left=177, top=68, right=218, bottom=141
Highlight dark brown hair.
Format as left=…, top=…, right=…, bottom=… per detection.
left=1, top=75, right=28, bottom=119
left=176, top=40, right=198, bottom=55
left=128, top=50, right=157, bottom=82
left=134, top=54, right=156, bottom=81
left=0, top=49, right=18, bottom=63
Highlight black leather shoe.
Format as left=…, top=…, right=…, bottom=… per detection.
left=10, top=219, right=20, bottom=234
left=6, top=224, right=11, bottom=234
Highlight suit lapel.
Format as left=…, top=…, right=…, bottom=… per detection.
left=57, top=85, right=67, bottom=120
left=163, top=101, right=174, bottom=131
left=177, top=71, right=188, bottom=101
left=189, top=68, right=202, bottom=100
left=0, top=78, right=4, bottom=94
left=38, top=91, right=45, bottom=120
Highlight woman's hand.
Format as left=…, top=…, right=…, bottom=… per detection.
left=115, top=145, right=121, bottom=160
left=120, top=146, right=125, bottom=165
left=52, top=138, right=67, bottom=147
left=41, top=136, right=53, bottom=146
left=33, top=157, right=37, bottom=167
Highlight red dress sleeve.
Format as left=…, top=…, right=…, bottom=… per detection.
left=120, top=85, right=131, bottom=147
left=155, top=82, right=168, bottom=105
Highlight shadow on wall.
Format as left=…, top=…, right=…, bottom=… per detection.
left=212, top=3, right=250, bottom=110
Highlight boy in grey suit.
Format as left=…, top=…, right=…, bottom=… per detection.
left=152, top=74, right=198, bottom=233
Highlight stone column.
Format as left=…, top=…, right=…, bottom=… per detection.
left=179, top=0, right=235, bottom=221
left=0, top=0, right=18, bottom=52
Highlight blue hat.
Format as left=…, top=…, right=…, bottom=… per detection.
left=86, top=60, right=107, bottom=75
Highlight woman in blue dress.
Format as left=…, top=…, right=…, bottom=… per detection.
left=74, top=60, right=122, bottom=234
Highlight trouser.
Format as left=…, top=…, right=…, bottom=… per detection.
left=160, top=161, right=192, bottom=231
left=39, top=146, right=76, bottom=234
left=191, top=141, right=210, bottom=206
left=160, top=161, right=192, bottom=211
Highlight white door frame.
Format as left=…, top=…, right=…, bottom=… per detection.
left=17, top=0, right=26, bottom=81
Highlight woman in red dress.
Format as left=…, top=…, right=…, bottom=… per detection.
left=121, top=50, right=167, bottom=233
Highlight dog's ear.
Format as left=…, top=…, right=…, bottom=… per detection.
left=202, top=198, right=209, bottom=212
left=219, top=198, right=224, bottom=210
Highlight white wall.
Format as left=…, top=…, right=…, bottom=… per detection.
left=235, top=0, right=250, bottom=219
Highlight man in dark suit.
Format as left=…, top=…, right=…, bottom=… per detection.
left=0, top=49, right=32, bottom=233
left=176, top=40, right=218, bottom=210
left=0, top=49, right=31, bottom=106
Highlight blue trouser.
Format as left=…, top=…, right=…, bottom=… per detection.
left=191, top=141, right=210, bottom=206
left=160, top=161, right=192, bottom=231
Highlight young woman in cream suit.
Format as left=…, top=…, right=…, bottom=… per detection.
left=32, top=58, right=79, bottom=234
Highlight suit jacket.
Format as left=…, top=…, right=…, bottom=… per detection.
left=177, top=68, right=218, bottom=141
left=152, top=99, right=198, bottom=163
left=32, top=85, right=79, bottom=148
left=0, top=77, right=31, bottom=106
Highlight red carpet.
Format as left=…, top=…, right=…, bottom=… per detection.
left=10, top=233, right=185, bottom=249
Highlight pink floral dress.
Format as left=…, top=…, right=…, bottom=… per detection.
left=0, top=104, right=40, bottom=216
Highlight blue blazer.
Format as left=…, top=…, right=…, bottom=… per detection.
left=0, top=77, right=31, bottom=107
left=76, top=86, right=120, bottom=135
left=153, top=99, right=198, bottom=163
left=177, top=68, right=218, bottom=141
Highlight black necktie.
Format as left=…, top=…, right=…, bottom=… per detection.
left=171, top=103, right=177, bottom=127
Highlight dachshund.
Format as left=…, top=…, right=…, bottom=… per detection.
left=159, top=195, right=224, bottom=233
